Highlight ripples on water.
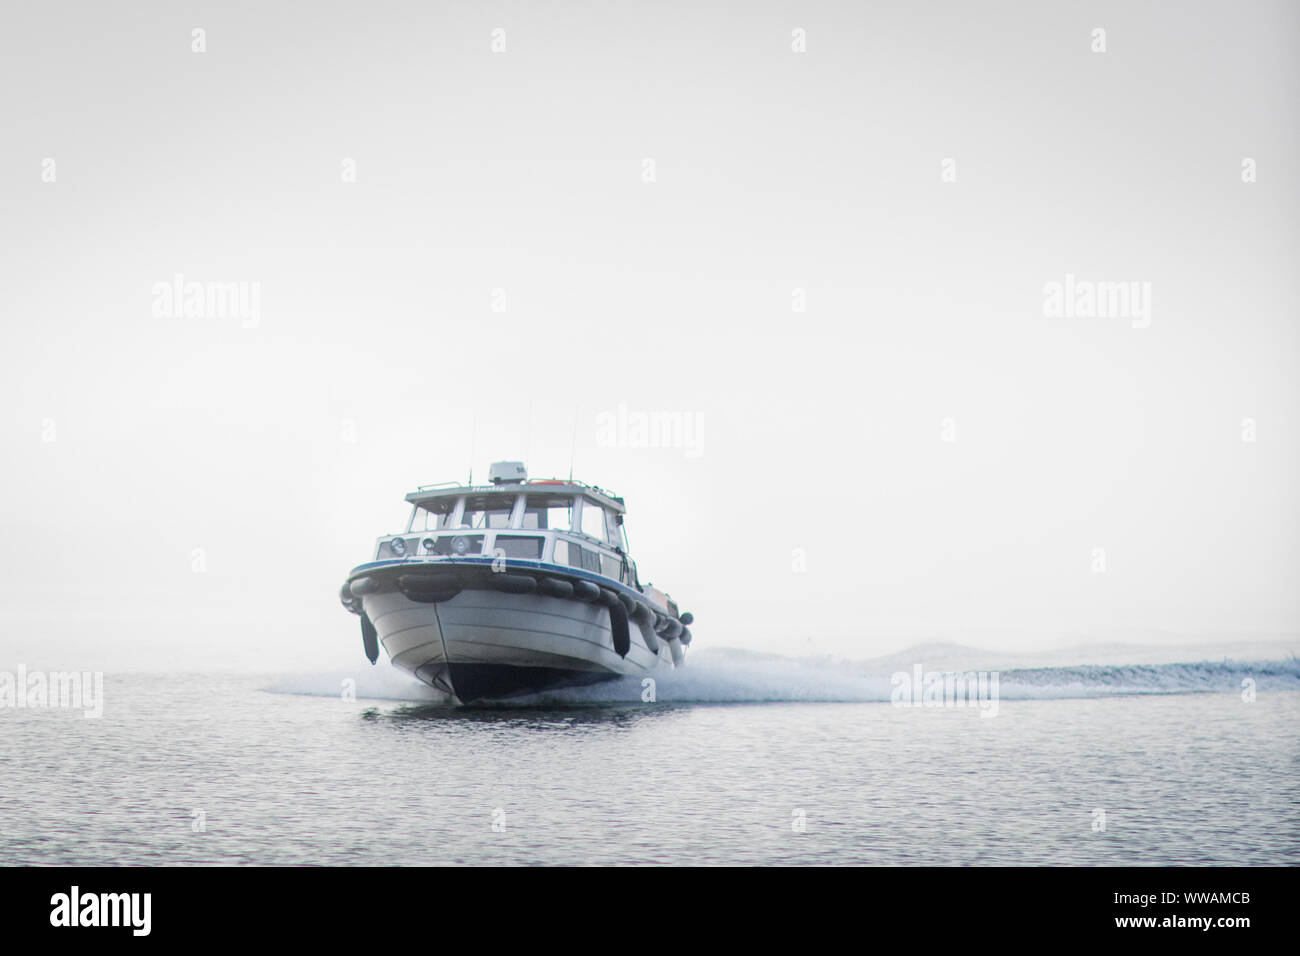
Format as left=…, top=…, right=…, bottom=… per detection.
left=2, top=659, right=1297, bottom=865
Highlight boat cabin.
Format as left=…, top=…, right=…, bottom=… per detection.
left=376, top=467, right=637, bottom=587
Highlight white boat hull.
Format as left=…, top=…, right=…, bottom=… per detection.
left=361, top=587, right=676, bottom=703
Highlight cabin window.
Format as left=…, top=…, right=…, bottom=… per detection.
left=414, top=507, right=448, bottom=532
left=522, top=495, right=573, bottom=531
left=461, top=512, right=493, bottom=529
left=553, top=539, right=599, bottom=573
left=461, top=495, right=515, bottom=530
left=600, top=552, right=624, bottom=579
left=495, top=535, right=542, bottom=559
left=605, top=512, right=626, bottom=550
left=580, top=501, right=607, bottom=541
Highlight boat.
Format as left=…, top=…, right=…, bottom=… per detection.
left=338, top=461, right=694, bottom=703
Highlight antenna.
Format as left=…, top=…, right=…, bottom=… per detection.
left=568, top=406, right=579, bottom=482
left=468, top=408, right=476, bottom=486
left=524, top=400, right=534, bottom=468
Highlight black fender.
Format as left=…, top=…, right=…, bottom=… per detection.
left=604, top=593, right=631, bottom=658
left=572, top=579, right=601, bottom=602
left=538, top=577, right=575, bottom=599
left=657, top=615, right=683, bottom=641
left=398, top=573, right=462, bottom=603
left=492, top=572, right=538, bottom=594
left=349, top=576, right=380, bottom=596
left=361, top=613, right=379, bottom=664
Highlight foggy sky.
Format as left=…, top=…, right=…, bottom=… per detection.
left=1, top=1, right=1297, bottom=671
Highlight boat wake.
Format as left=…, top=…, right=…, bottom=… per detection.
left=266, top=645, right=1300, bottom=706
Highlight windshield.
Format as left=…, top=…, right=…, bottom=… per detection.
left=460, top=493, right=518, bottom=530
left=411, top=504, right=452, bottom=532
left=522, top=493, right=574, bottom=531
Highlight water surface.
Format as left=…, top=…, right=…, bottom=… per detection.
left=2, top=662, right=1296, bottom=865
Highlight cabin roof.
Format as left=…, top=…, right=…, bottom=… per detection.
left=404, top=480, right=626, bottom=513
